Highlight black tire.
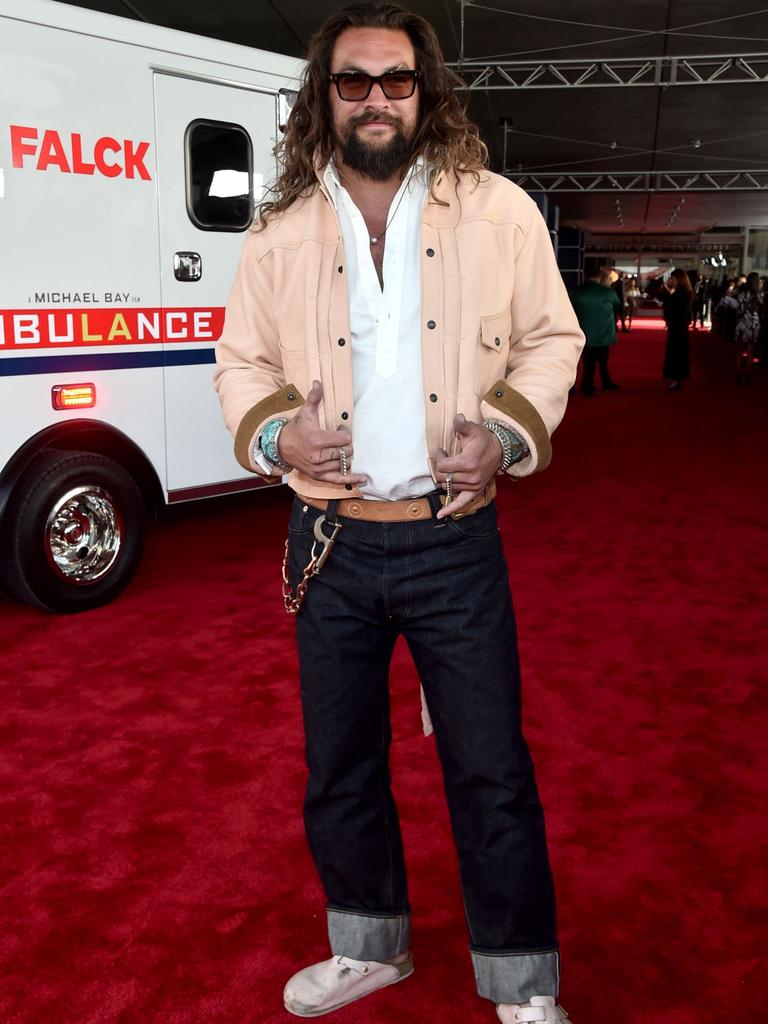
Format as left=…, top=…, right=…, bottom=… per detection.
left=0, top=450, right=145, bottom=613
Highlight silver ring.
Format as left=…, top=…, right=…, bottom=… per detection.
left=339, top=448, right=349, bottom=476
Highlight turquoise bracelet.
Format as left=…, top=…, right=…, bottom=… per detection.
left=483, top=419, right=529, bottom=471
left=259, top=417, right=292, bottom=470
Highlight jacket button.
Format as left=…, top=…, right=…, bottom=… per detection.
left=341, top=411, right=349, bottom=420
left=338, top=265, right=343, bottom=273
left=495, top=389, right=503, bottom=398
left=495, top=337, right=501, bottom=346
left=287, top=392, right=296, bottom=401
left=427, top=320, right=436, bottom=329
left=426, top=247, right=435, bottom=257
left=338, top=338, right=345, bottom=346
left=429, top=393, right=438, bottom=403
left=345, top=483, right=353, bottom=490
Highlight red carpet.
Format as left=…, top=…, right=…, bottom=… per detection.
left=1, top=318, right=766, bottom=1023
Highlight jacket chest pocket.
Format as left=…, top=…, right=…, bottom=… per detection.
left=475, top=310, right=512, bottom=394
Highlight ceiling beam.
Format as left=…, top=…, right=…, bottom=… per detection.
left=448, top=54, right=768, bottom=89
left=505, top=171, right=768, bottom=191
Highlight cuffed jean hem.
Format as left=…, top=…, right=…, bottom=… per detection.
left=327, top=907, right=411, bottom=962
left=471, top=948, right=560, bottom=1004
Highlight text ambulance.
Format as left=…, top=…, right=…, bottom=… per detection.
left=0, top=0, right=301, bottom=611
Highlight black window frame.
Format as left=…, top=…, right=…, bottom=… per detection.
left=184, top=118, right=254, bottom=233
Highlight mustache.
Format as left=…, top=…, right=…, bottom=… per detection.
left=349, top=112, right=400, bottom=128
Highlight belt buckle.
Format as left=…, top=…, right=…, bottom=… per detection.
left=451, top=489, right=487, bottom=520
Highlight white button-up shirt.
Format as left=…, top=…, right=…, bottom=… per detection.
left=323, top=159, right=432, bottom=501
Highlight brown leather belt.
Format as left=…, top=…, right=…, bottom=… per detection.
left=298, top=480, right=496, bottom=523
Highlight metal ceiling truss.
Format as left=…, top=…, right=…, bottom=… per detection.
left=447, top=54, right=768, bottom=91
left=504, top=170, right=768, bottom=192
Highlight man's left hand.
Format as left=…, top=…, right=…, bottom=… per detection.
left=435, top=414, right=503, bottom=519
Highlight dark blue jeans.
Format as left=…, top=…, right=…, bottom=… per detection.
left=286, top=493, right=559, bottom=1003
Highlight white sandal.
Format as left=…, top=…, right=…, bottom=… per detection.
left=283, top=952, right=414, bottom=1017
left=497, top=995, right=571, bottom=1023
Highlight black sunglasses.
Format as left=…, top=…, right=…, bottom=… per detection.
left=329, top=70, right=420, bottom=101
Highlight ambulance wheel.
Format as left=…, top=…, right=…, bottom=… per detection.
left=1, top=450, right=145, bottom=613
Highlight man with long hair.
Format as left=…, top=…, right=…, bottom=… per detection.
left=214, top=5, right=583, bottom=1021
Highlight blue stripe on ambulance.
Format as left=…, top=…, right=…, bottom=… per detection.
left=0, top=349, right=216, bottom=376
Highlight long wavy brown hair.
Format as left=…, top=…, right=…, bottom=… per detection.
left=256, top=2, right=488, bottom=228
left=670, top=268, right=694, bottom=295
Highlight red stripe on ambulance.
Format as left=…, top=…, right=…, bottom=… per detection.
left=0, top=308, right=225, bottom=348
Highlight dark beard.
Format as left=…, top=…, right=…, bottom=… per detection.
left=340, top=123, right=411, bottom=181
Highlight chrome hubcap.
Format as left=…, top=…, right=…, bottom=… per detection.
left=44, top=485, right=122, bottom=584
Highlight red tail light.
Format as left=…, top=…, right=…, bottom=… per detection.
left=52, top=383, right=96, bottom=409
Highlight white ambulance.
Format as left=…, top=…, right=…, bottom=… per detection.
left=0, top=0, right=301, bottom=612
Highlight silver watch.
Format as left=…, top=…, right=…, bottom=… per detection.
left=483, top=419, right=530, bottom=471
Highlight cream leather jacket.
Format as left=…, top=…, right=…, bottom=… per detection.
left=214, top=167, right=585, bottom=498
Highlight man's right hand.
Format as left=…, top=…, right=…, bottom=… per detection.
left=278, top=380, right=366, bottom=486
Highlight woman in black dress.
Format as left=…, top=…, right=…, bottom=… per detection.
left=662, top=268, right=693, bottom=390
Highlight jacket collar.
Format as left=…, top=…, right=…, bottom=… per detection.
left=422, top=168, right=466, bottom=229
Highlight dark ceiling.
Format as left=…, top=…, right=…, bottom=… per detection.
left=57, top=0, right=768, bottom=236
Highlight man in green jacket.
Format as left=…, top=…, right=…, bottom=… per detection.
left=570, top=268, right=621, bottom=395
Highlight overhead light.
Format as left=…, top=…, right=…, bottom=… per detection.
left=690, top=139, right=702, bottom=149
left=610, top=140, right=619, bottom=149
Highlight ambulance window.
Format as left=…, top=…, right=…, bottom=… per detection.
left=185, top=120, right=253, bottom=231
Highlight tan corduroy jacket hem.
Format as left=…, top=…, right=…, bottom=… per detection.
left=214, top=167, right=585, bottom=496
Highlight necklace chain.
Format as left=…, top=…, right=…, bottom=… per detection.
left=369, top=184, right=408, bottom=245
left=336, top=167, right=410, bottom=246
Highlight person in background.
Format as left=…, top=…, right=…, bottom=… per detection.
left=645, top=274, right=666, bottom=305
left=625, top=275, right=640, bottom=330
left=710, top=275, right=733, bottom=336
left=720, top=271, right=763, bottom=381
left=758, top=276, right=768, bottom=363
left=662, top=268, right=693, bottom=390
left=611, top=269, right=628, bottom=333
left=570, top=266, right=621, bottom=396
left=692, top=274, right=708, bottom=329
left=214, top=4, right=584, bottom=1022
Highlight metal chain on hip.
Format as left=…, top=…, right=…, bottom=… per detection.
left=282, top=512, right=342, bottom=615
